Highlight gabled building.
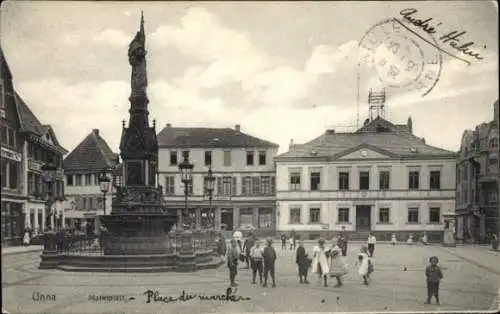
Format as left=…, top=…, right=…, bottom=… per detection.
left=455, top=100, right=499, bottom=244
left=62, top=129, right=119, bottom=233
left=275, top=116, right=457, bottom=241
left=1, top=46, right=67, bottom=245
left=157, top=124, right=279, bottom=235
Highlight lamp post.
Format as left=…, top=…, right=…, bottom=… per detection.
left=41, top=164, right=57, bottom=231
left=99, top=169, right=111, bottom=215
left=178, top=153, right=193, bottom=230
left=206, top=166, right=216, bottom=229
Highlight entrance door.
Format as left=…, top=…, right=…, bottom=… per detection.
left=356, top=206, right=371, bottom=231
left=221, top=208, right=234, bottom=231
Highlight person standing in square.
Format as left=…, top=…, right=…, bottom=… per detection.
left=367, top=232, right=376, bottom=257
left=338, top=227, right=348, bottom=257
left=250, top=239, right=264, bottom=284
left=312, top=238, right=330, bottom=287
left=262, top=238, right=277, bottom=287
left=227, top=239, right=240, bottom=287
left=425, top=256, right=443, bottom=305
left=295, top=240, right=310, bottom=284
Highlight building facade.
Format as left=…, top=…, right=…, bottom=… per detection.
left=157, top=124, right=279, bottom=235
left=1, top=47, right=67, bottom=245
left=62, top=129, right=119, bottom=234
left=455, top=100, right=499, bottom=244
left=275, top=116, right=457, bottom=242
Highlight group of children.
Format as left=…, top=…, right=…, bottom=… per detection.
left=226, top=233, right=444, bottom=305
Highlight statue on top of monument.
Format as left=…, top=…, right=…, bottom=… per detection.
left=128, top=11, right=148, bottom=95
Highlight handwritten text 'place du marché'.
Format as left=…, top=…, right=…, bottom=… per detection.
left=144, top=289, right=251, bottom=304
left=399, top=8, right=484, bottom=61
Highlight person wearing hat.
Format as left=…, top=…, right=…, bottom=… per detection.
left=227, top=239, right=240, bottom=287
left=425, top=256, right=443, bottom=305
left=262, top=238, right=277, bottom=287
left=243, top=232, right=256, bottom=269
left=296, top=240, right=311, bottom=284
left=311, top=238, right=330, bottom=287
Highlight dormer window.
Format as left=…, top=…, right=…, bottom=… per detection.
left=489, top=138, right=498, bottom=149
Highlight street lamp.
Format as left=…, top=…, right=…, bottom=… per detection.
left=41, top=163, right=57, bottom=231
left=99, top=169, right=111, bottom=215
left=206, top=166, right=216, bottom=229
left=178, top=153, right=193, bottom=230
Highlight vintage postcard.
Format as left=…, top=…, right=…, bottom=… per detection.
left=1, top=1, right=499, bottom=314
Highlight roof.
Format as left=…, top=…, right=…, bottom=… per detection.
left=277, top=116, right=456, bottom=160
left=63, top=129, right=119, bottom=172
left=157, top=126, right=279, bottom=149
left=0, top=46, right=12, bottom=81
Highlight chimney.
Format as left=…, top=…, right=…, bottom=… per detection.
left=93, top=129, right=99, bottom=136
left=235, top=124, right=241, bottom=132
left=166, top=123, right=171, bottom=128
left=289, top=139, right=294, bottom=150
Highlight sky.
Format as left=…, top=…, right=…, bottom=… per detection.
left=1, top=1, right=498, bottom=155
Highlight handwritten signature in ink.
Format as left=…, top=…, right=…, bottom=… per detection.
left=399, top=8, right=483, bottom=61
left=144, top=287, right=251, bottom=304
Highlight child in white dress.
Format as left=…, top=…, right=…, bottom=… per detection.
left=356, top=246, right=373, bottom=285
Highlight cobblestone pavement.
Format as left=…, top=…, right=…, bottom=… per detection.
left=2, top=243, right=499, bottom=314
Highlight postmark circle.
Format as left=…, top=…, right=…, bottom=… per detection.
left=359, top=18, right=442, bottom=96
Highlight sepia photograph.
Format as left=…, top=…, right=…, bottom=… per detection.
left=1, top=1, right=499, bottom=313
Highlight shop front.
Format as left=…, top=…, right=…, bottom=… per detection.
left=1, top=200, right=25, bottom=246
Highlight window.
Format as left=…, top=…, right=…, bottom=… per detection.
left=379, top=171, right=390, bottom=190
left=182, top=150, right=190, bottom=161
left=309, top=207, right=320, bottom=223
left=259, top=151, right=266, bottom=165
left=239, top=208, right=253, bottom=227
left=75, top=174, right=82, bottom=186
left=28, top=173, right=36, bottom=195
left=170, top=151, right=178, bottom=166
left=339, top=172, right=349, bottom=190
left=223, top=150, right=231, bottom=167
left=290, top=207, right=301, bottom=224
left=429, top=171, right=441, bottom=190
left=429, top=207, right=440, bottom=223
left=165, top=176, right=175, bottom=195
left=489, top=138, right=498, bottom=149
left=84, top=174, right=92, bottom=186
left=407, top=208, right=419, bottom=223
left=408, top=171, right=420, bottom=189
left=204, top=151, right=212, bottom=166
left=258, top=208, right=273, bottom=228
left=290, top=172, right=301, bottom=190
left=310, top=172, right=321, bottom=191
left=8, top=163, right=18, bottom=189
left=1, top=161, right=7, bottom=188
left=66, top=175, right=73, bottom=186
left=246, top=151, right=254, bottom=166
left=218, top=176, right=233, bottom=196
left=261, top=176, right=271, bottom=195
left=242, top=176, right=252, bottom=195
left=7, top=128, right=15, bottom=147
left=379, top=208, right=390, bottom=223
left=359, top=171, right=370, bottom=190
left=338, top=208, right=349, bottom=223
left=88, top=197, right=94, bottom=210
left=252, top=176, right=260, bottom=195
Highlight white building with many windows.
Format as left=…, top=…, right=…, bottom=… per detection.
left=275, top=116, right=457, bottom=242
left=157, top=124, right=278, bottom=235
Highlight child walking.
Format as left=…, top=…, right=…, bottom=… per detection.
left=295, top=240, right=310, bottom=284
left=425, top=256, right=443, bottom=305
left=312, top=238, right=330, bottom=287
left=356, top=246, right=373, bottom=285
left=328, top=237, right=348, bottom=287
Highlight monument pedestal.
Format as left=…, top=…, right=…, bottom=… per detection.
left=39, top=232, right=59, bottom=269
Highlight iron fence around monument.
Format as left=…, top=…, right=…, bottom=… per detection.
left=52, top=229, right=218, bottom=256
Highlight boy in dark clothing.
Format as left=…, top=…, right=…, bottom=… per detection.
left=243, top=234, right=255, bottom=269
left=281, top=233, right=287, bottom=250
left=338, top=228, right=348, bottom=257
left=262, top=238, right=277, bottom=287
left=295, top=240, right=310, bottom=284
left=227, top=239, right=240, bottom=287
left=425, top=256, right=443, bottom=305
